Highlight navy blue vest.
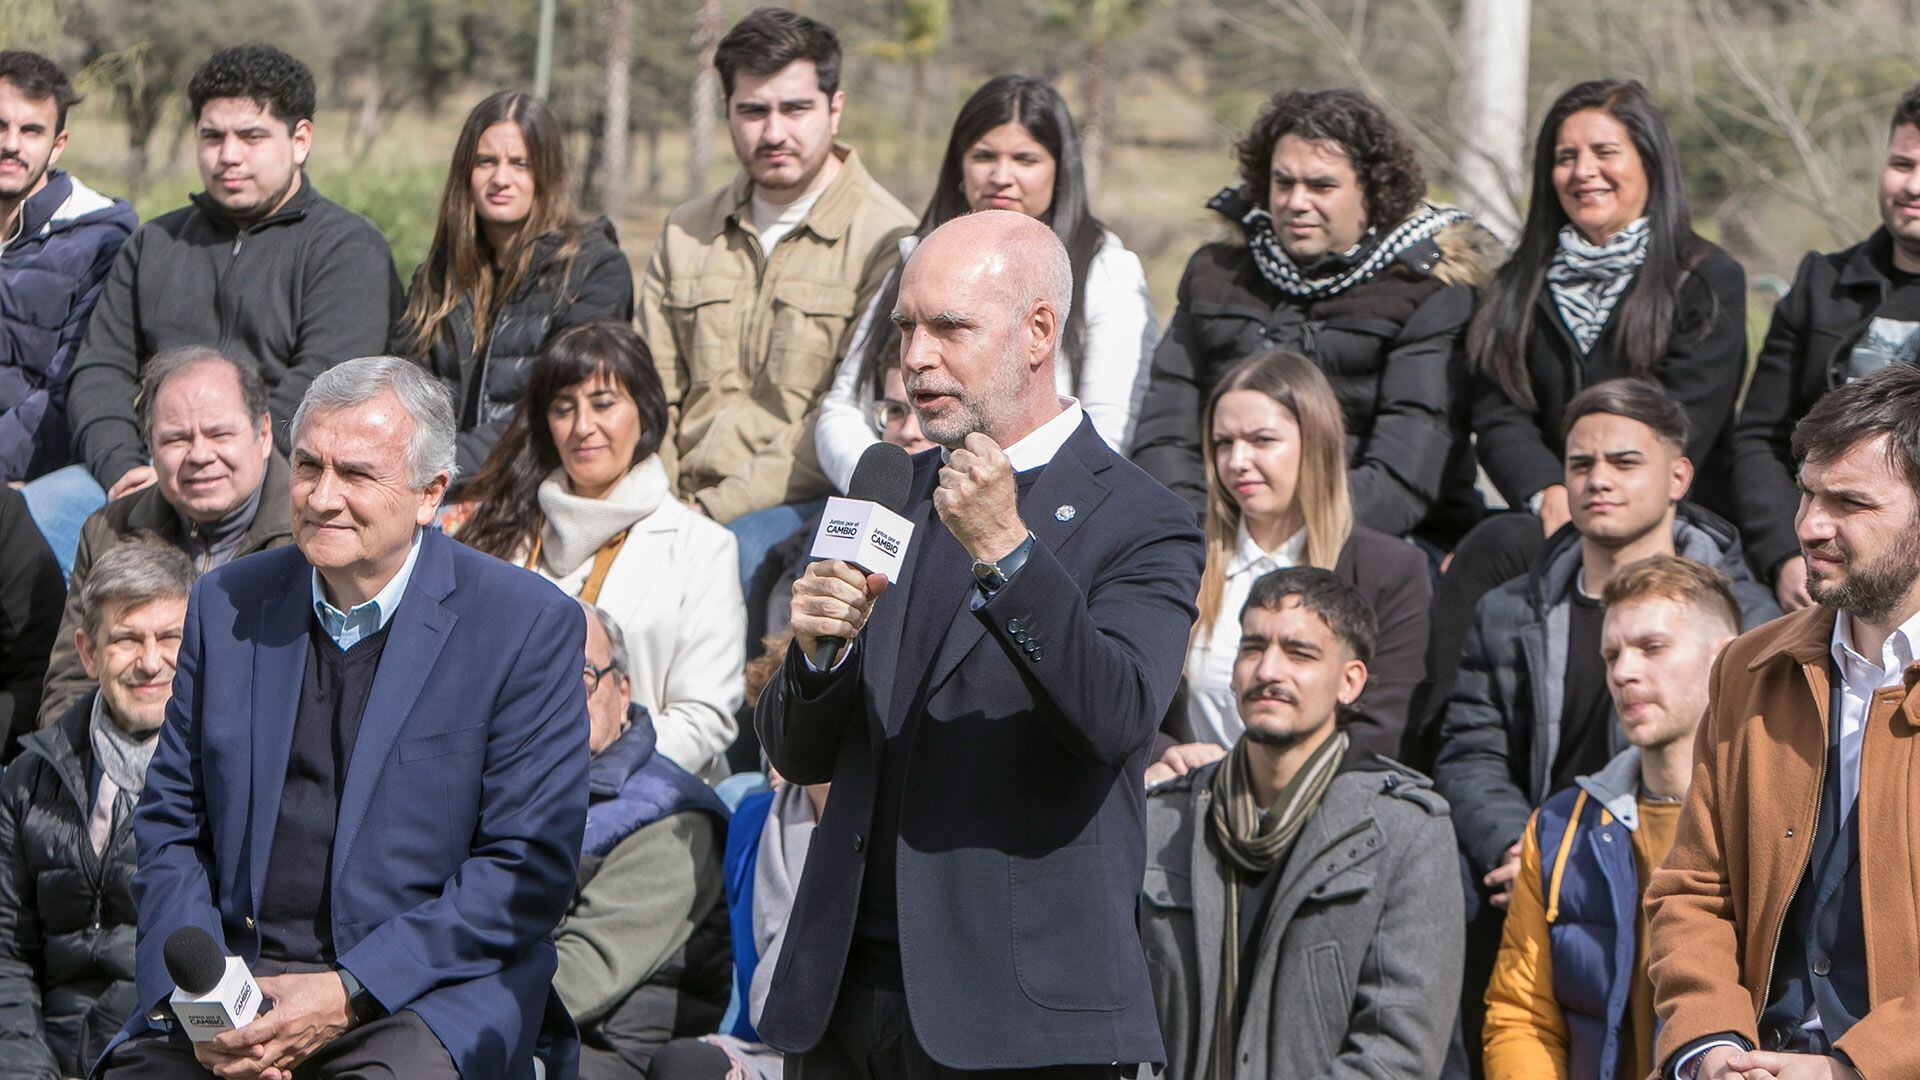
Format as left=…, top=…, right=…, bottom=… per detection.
left=1533, top=784, right=1641, bottom=1080
left=579, top=705, right=728, bottom=886
left=1759, top=670, right=1869, bottom=1052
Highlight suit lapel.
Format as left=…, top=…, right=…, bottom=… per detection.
left=923, top=419, right=1113, bottom=696
left=860, top=461, right=938, bottom=743
left=332, top=533, right=458, bottom=878
left=248, top=560, right=315, bottom=913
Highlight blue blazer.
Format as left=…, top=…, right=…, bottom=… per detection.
left=105, top=529, right=590, bottom=1078
left=754, top=417, right=1204, bottom=1069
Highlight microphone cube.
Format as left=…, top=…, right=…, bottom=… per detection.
left=169, top=956, right=263, bottom=1041
left=811, top=497, right=914, bottom=582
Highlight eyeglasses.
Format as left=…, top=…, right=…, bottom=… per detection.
left=871, top=398, right=913, bottom=430
left=583, top=660, right=620, bottom=694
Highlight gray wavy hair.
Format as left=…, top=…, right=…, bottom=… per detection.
left=290, top=357, right=457, bottom=489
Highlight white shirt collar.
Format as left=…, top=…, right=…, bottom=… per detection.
left=1829, top=604, right=1920, bottom=684
left=1228, top=519, right=1306, bottom=578
left=940, top=399, right=1085, bottom=473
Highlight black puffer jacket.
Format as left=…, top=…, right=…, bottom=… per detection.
left=398, top=217, right=634, bottom=479
left=1132, top=217, right=1496, bottom=547
left=0, top=694, right=137, bottom=1078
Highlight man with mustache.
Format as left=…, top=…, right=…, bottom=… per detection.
left=1483, top=555, right=1739, bottom=1080
left=51, top=45, right=398, bottom=567
left=757, top=210, right=1202, bottom=1076
left=37, top=346, right=293, bottom=728
left=1647, top=362, right=1920, bottom=1079
left=0, top=51, right=134, bottom=485
left=1138, top=565, right=1461, bottom=1079
left=1433, top=378, right=1777, bottom=1062
left=0, top=538, right=193, bottom=1077
left=1734, top=82, right=1920, bottom=614
left=638, top=6, right=914, bottom=590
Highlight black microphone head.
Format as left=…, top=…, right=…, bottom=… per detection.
left=164, top=926, right=227, bottom=995
left=847, top=441, right=914, bottom=514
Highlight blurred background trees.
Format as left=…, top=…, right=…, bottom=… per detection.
left=7, top=0, right=1917, bottom=322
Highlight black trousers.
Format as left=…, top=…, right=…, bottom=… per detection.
left=100, top=960, right=458, bottom=1080
left=787, top=977, right=1125, bottom=1080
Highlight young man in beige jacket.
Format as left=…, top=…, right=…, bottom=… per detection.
left=637, top=6, right=913, bottom=585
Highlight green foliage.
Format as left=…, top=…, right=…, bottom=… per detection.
left=313, top=161, right=446, bottom=281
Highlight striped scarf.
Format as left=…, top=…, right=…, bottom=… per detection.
left=1211, top=186, right=1468, bottom=300
left=1204, top=727, right=1349, bottom=1079
left=1546, top=217, right=1650, bottom=353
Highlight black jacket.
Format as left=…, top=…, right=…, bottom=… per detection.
left=65, top=177, right=402, bottom=487
left=1131, top=221, right=1496, bottom=545
left=1732, top=230, right=1914, bottom=580
left=398, top=218, right=634, bottom=479
left=1470, top=246, right=1747, bottom=518
left=755, top=418, right=1203, bottom=1068
left=0, top=489, right=61, bottom=756
left=1432, top=503, right=1778, bottom=878
left=0, top=694, right=137, bottom=1079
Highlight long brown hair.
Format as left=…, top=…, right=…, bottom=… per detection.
left=1194, top=349, right=1354, bottom=645
left=458, top=320, right=668, bottom=560
left=401, top=90, right=584, bottom=358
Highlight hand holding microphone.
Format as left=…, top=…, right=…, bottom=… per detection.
left=796, top=442, right=916, bottom=669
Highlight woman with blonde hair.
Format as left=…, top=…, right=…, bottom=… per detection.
left=1158, top=349, right=1431, bottom=776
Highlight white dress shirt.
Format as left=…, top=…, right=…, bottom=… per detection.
left=1828, top=606, right=1920, bottom=817
left=1181, top=521, right=1305, bottom=748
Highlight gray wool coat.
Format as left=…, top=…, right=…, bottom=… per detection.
left=1140, top=751, right=1462, bottom=1080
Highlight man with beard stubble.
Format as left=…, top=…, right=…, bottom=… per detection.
left=1648, top=362, right=1920, bottom=1079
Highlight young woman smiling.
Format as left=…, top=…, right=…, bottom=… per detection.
left=459, top=320, right=743, bottom=780
left=396, top=91, right=634, bottom=482
left=1469, top=78, right=1746, bottom=536
left=812, top=74, right=1156, bottom=490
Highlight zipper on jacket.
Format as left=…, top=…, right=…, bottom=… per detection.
left=1757, top=723, right=1825, bottom=1027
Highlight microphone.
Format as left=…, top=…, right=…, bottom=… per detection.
left=808, top=442, right=917, bottom=669
left=164, top=926, right=265, bottom=1041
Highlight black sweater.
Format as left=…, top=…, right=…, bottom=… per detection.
left=66, top=177, right=402, bottom=487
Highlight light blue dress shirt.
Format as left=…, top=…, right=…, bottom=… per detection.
left=310, top=530, right=424, bottom=650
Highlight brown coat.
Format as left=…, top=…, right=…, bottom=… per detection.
left=1646, top=604, right=1920, bottom=1076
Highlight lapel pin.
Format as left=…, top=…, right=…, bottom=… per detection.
left=1054, top=504, right=1076, bottom=522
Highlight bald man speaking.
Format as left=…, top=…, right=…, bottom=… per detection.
left=755, top=211, right=1203, bottom=1077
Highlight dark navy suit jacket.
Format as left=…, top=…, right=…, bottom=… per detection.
left=755, top=417, right=1204, bottom=1068
left=106, top=529, right=590, bottom=1078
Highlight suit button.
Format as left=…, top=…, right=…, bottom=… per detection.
left=1007, top=618, right=1024, bottom=633
left=244, top=916, right=255, bottom=930
left=853, top=833, right=865, bottom=853
left=1813, top=957, right=1832, bottom=977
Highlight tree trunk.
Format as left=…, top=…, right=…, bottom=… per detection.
left=354, top=68, right=384, bottom=161
left=1452, top=0, right=1530, bottom=241
left=1082, top=23, right=1109, bottom=197
left=645, top=122, right=662, bottom=196
left=688, top=0, right=724, bottom=196
left=908, top=53, right=930, bottom=177
left=600, top=0, right=633, bottom=217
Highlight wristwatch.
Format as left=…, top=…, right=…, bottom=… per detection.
left=972, top=533, right=1035, bottom=595
left=337, top=968, right=382, bottom=1026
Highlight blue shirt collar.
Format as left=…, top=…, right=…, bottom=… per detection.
left=311, top=530, right=424, bottom=650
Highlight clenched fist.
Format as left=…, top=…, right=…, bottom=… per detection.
left=790, top=559, right=889, bottom=667
left=934, top=432, right=1027, bottom=563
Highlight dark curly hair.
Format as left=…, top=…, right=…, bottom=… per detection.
left=187, top=44, right=315, bottom=128
left=0, top=51, right=81, bottom=132
left=1895, top=80, right=1920, bottom=132
left=1233, top=88, right=1425, bottom=229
